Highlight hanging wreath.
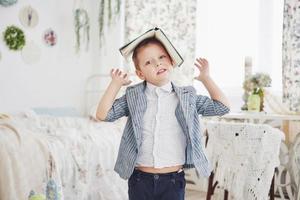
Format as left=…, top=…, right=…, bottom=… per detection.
left=0, top=0, right=17, bottom=7
left=3, top=25, right=26, bottom=51
left=98, top=0, right=121, bottom=47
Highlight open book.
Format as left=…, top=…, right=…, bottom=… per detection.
left=119, top=27, right=184, bottom=67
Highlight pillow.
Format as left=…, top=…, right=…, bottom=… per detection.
left=32, top=107, right=80, bottom=117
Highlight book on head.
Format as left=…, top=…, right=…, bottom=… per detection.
left=119, top=27, right=184, bottom=67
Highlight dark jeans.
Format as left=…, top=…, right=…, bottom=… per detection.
left=128, top=169, right=186, bottom=200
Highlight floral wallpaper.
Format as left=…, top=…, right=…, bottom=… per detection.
left=124, top=0, right=197, bottom=86
left=282, top=0, right=300, bottom=112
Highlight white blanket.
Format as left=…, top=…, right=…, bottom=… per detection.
left=0, top=114, right=127, bottom=200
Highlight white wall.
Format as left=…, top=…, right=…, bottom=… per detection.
left=0, top=0, right=123, bottom=115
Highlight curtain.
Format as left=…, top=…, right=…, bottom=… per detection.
left=124, top=0, right=197, bottom=86
left=282, top=0, right=300, bottom=112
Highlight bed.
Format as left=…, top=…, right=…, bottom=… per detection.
left=0, top=74, right=128, bottom=200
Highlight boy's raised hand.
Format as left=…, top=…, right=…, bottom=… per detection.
left=111, top=68, right=132, bottom=86
left=194, top=57, right=210, bottom=81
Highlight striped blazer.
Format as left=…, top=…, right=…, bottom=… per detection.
left=104, top=81, right=230, bottom=179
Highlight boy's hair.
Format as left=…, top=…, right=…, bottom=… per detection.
left=132, top=37, right=173, bottom=70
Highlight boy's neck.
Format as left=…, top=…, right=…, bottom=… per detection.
left=146, top=80, right=171, bottom=87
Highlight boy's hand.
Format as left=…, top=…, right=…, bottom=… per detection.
left=194, top=57, right=210, bottom=82
left=110, top=68, right=132, bottom=86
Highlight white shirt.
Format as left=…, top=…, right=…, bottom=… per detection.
left=135, top=82, right=187, bottom=168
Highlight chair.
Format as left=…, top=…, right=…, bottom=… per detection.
left=204, top=121, right=284, bottom=200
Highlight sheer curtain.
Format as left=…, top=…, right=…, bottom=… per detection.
left=195, top=0, right=284, bottom=112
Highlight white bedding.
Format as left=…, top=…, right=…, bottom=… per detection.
left=0, top=113, right=128, bottom=200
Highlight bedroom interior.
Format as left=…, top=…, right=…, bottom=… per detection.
left=0, top=0, right=300, bottom=199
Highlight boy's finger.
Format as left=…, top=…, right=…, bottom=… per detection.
left=113, top=69, right=118, bottom=75
left=196, top=57, right=204, bottom=62
left=194, top=63, right=202, bottom=69
left=196, top=59, right=204, bottom=65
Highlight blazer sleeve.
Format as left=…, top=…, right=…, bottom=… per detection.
left=196, top=94, right=230, bottom=116
left=104, top=94, right=129, bottom=122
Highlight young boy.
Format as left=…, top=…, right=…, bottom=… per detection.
left=96, top=32, right=230, bottom=200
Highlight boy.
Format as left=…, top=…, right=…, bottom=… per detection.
left=96, top=30, right=230, bottom=200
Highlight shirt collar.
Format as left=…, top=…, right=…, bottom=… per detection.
left=146, top=81, right=173, bottom=94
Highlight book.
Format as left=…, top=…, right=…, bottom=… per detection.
left=119, top=27, right=184, bottom=67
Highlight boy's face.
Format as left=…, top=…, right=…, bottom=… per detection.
left=135, top=43, right=174, bottom=86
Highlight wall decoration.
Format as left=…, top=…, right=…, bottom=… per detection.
left=3, top=25, right=25, bottom=51
left=74, top=8, right=90, bottom=53
left=43, top=29, right=57, bottom=47
left=21, top=40, right=41, bottom=64
left=98, top=0, right=121, bottom=47
left=282, top=0, right=300, bottom=113
left=0, top=0, right=17, bottom=7
left=19, top=5, right=39, bottom=28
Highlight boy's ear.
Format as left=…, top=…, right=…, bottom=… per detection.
left=135, top=69, right=145, bottom=80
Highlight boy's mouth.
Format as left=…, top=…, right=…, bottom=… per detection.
left=157, top=69, right=167, bottom=75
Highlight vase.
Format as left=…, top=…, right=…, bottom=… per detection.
left=255, top=88, right=264, bottom=112
left=259, top=91, right=264, bottom=112
left=247, top=94, right=261, bottom=112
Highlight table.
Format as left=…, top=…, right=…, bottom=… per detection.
left=204, top=112, right=300, bottom=199
left=213, top=112, right=300, bottom=144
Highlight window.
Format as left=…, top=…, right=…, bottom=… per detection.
left=195, top=0, right=284, bottom=111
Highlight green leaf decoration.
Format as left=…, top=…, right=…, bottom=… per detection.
left=74, top=9, right=90, bottom=53
left=98, top=0, right=105, bottom=46
left=98, top=0, right=121, bottom=47
left=0, top=0, right=17, bottom=7
left=3, top=25, right=26, bottom=51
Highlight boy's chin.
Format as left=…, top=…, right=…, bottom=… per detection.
left=157, top=77, right=171, bottom=84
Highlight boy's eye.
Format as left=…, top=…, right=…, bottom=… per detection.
left=145, top=61, right=151, bottom=66
left=159, top=55, right=167, bottom=59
